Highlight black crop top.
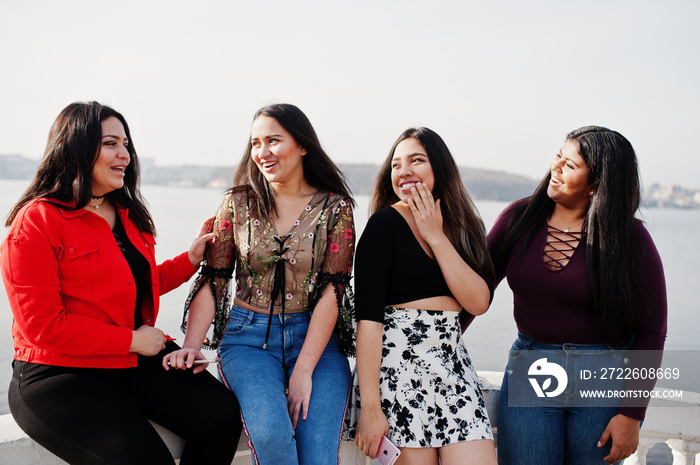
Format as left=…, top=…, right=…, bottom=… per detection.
left=355, top=207, right=453, bottom=322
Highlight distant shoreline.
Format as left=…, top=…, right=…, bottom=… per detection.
left=1, top=155, right=698, bottom=209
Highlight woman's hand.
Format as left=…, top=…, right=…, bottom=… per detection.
left=287, top=368, right=313, bottom=429
left=355, top=405, right=390, bottom=459
left=406, top=182, right=491, bottom=314
left=598, top=414, right=641, bottom=464
left=129, top=325, right=166, bottom=356
left=187, top=216, right=216, bottom=267
left=162, top=347, right=209, bottom=374
left=285, top=287, right=338, bottom=429
left=407, top=182, right=445, bottom=246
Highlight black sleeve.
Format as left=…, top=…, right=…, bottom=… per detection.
left=354, top=210, right=394, bottom=322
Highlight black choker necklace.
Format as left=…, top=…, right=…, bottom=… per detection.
left=91, top=194, right=105, bottom=200
left=88, top=197, right=106, bottom=209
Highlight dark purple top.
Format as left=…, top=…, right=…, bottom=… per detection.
left=488, top=203, right=668, bottom=420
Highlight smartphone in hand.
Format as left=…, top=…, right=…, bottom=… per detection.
left=377, top=436, right=400, bottom=465
left=193, top=358, right=221, bottom=365
left=166, top=358, right=221, bottom=366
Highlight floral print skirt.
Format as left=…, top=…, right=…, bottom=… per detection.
left=375, top=307, right=492, bottom=447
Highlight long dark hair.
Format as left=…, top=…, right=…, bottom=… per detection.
left=6, top=101, right=154, bottom=235
left=495, top=126, right=641, bottom=345
left=370, top=127, right=494, bottom=289
left=232, top=103, right=353, bottom=219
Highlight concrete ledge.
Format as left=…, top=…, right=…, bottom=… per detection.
left=0, top=373, right=502, bottom=465
left=0, top=415, right=186, bottom=465
left=5, top=371, right=697, bottom=464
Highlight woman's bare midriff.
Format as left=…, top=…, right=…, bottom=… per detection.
left=388, top=295, right=462, bottom=312
left=234, top=297, right=308, bottom=315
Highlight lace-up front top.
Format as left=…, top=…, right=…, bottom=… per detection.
left=182, top=189, right=356, bottom=355
left=543, top=225, right=583, bottom=271
left=488, top=201, right=668, bottom=421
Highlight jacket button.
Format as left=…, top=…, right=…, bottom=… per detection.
left=68, top=247, right=75, bottom=253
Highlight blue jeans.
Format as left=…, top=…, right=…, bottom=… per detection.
left=497, top=333, right=630, bottom=465
left=217, top=305, right=351, bottom=465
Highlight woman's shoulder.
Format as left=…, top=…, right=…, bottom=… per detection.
left=13, top=198, right=69, bottom=223
left=4, top=198, right=72, bottom=243
left=224, top=186, right=252, bottom=203
left=490, top=198, right=529, bottom=228
left=502, top=198, right=529, bottom=219
left=217, top=187, right=256, bottom=217
left=632, top=219, right=662, bottom=261
left=318, top=191, right=353, bottom=209
left=361, top=207, right=403, bottom=237
left=367, top=206, right=401, bottom=224
left=633, top=218, right=653, bottom=238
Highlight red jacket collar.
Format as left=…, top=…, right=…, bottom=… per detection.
left=30, top=197, right=129, bottom=219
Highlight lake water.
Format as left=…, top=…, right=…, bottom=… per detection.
left=0, top=180, right=697, bottom=463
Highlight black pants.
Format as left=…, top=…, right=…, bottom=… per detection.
left=8, top=342, right=242, bottom=465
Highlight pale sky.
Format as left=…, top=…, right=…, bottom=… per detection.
left=1, top=0, right=698, bottom=188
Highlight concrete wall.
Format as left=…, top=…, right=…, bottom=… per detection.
left=2, top=372, right=698, bottom=465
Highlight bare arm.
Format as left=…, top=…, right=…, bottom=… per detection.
left=355, top=319, right=390, bottom=459
left=408, top=182, right=491, bottom=315
left=162, top=290, right=215, bottom=373
left=287, top=286, right=338, bottom=428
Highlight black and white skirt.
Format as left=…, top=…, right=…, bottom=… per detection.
left=345, top=307, right=493, bottom=448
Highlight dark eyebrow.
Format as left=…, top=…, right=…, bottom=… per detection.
left=102, top=134, right=127, bottom=141
left=392, top=152, right=427, bottom=161
left=251, top=133, right=284, bottom=140
left=559, top=149, right=580, bottom=168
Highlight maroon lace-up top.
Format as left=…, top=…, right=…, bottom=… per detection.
left=488, top=204, right=666, bottom=349
left=488, top=203, right=667, bottom=420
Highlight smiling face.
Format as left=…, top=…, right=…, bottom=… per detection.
left=547, top=139, right=593, bottom=210
left=91, top=116, right=130, bottom=197
left=390, top=137, right=435, bottom=204
left=250, top=115, right=307, bottom=186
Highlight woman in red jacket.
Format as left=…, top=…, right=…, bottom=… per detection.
left=1, top=101, right=242, bottom=464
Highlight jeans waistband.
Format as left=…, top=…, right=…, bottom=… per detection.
left=515, top=332, right=631, bottom=352
left=229, top=304, right=311, bottom=325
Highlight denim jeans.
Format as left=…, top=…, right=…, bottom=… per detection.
left=218, top=305, right=351, bottom=465
left=497, top=333, right=630, bottom=465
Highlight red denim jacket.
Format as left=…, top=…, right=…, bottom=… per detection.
left=0, top=199, right=197, bottom=368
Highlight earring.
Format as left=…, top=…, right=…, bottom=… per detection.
left=589, top=191, right=595, bottom=196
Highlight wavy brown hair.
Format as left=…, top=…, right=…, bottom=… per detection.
left=370, top=127, right=494, bottom=292
left=232, top=103, right=353, bottom=219
left=494, top=126, right=641, bottom=345
left=6, top=101, right=154, bottom=234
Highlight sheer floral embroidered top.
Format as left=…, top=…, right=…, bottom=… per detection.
left=182, top=189, right=356, bottom=355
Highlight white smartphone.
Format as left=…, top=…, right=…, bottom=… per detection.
left=166, top=358, right=221, bottom=366
left=192, top=358, right=221, bottom=365
left=377, top=436, right=401, bottom=465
